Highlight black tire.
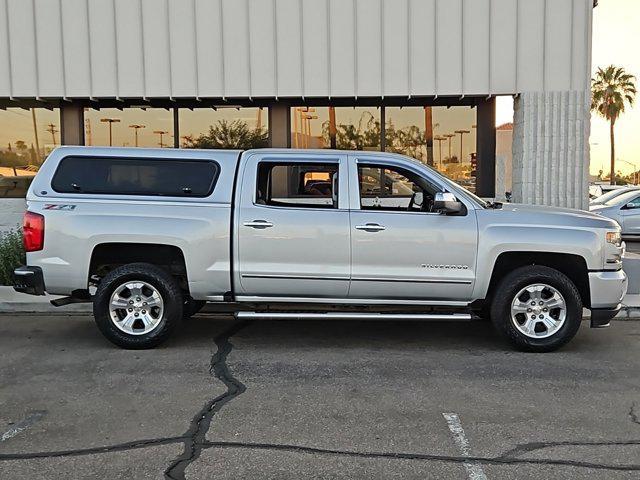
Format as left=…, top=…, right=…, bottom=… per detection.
left=93, top=263, right=183, bottom=349
left=490, top=265, right=583, bottom=352
left=183, top=298, right=206, bottom=319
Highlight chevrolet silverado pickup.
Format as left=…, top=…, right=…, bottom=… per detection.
left=14, top=147, right=627, bottom=352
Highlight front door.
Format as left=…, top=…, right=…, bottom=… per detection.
left=235, top=152, right=351, bottom=298
left=347, top=156, right=478, bottom=301
left=620, top=194, right=640, bottom=236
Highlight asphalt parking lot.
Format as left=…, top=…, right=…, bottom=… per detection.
left=1, top=314, right=639, bottom=479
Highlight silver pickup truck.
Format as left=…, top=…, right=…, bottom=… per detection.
left=14, top=147, right=627, bottom=352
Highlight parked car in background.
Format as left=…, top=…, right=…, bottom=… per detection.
left=590, top=186, right=640, bottom=206
left=590, top=189, right=640, bottom=238
left=589, top=183, right=626, bottom=200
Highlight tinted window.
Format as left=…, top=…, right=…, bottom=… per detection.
left=256, top=162, right=338, bottom=208
left=52, top=156, right=219, bottom=197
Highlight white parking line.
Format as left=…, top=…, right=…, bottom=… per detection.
left=0, top=411, right=45, bottom=443
left=442, top=412, right=488, bottom=480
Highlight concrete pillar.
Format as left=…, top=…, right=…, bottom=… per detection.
left=268, top=104, right=291, bottom=148
left=60, top=102, right=85, bottom=145
left=476, top=98, right=496, bottom=198
left=512, top=90, right=590, bottom=209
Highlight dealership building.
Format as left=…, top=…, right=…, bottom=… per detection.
left=0, top=0, right=595, bottom=227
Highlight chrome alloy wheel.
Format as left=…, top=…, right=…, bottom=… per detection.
left=109, top=281, right=164, bottom=335
left=510, top=283, right=567, bottom=339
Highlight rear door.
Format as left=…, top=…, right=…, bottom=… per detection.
left=347, top=155, right=478, bottom=301
left=235, top=152, right=351, bottom=298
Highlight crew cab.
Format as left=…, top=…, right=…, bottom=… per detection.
left=14, top=147, right=627, bottom=352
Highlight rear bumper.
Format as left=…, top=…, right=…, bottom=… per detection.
left=13, top=266, right=46, bottom=296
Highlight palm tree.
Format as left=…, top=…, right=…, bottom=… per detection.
left=591, top=65, right=637, bottom=185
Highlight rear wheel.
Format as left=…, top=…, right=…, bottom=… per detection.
left=93, top=263, right=183, bottom=349
left=490, top=265, right=582, bottom=352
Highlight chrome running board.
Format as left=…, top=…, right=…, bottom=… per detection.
left=235, top=312, right=471, bottom=321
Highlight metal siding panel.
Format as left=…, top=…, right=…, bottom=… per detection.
left=435, top=0, right=462, bottom=95
left=408, top=0, right=435, bottom=96
left=114, top=0, right=144, bottom=97
left=195, top=0, right=225, bottom=97
left=490, top=0, right=517, bottom=94
left=545, top=0, right=573, bottom=92
left=516, top=0, right=544, bottom=93
left=168, top=0, right=197, bottom=97
left=87, top=0, right=117, bottom=97
left=141, top=0, right=171, bottom=97
left=222, top=0, right=250, bottom=97
left=0, top=0, right=10, bottom=96
left=275, top=0, right=302, bottom=97
left=61, top=0, right=91, bottom=97
left=329, top=0, right=355, bottom=97
left=34, top=0, right=64, bottom=97
left=462, top=0, right=489, bottom=95
left=383, top=0, right=408, bottom=96
left=356, top=0, right=381, bottom=97
left=249, top=0, right=276, bottom=97
left=301, top=0, right=328, bottom=97
left=7, top=0, right=38, bottom=96
left=571, top=0, right=589, bottom=91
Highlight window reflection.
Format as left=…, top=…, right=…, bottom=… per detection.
left=0, top=108, right=60, bottom=197
left=84, top=108, right=174, bottom=148
left=180, top=108, right=268, bottom=149
left=291, top=107, right=381, bottom=151
left=385, top=106, right=477, bottom=191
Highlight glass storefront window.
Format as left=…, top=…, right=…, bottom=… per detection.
left=385, top=106, right=477, bottom=191
left=84, top=108, right=174, bottom=148
left=291, top=107, right=381, bottom=151
left=0, top=107, right=60, bottom=197
left=179, top=108, right=268, bottom=149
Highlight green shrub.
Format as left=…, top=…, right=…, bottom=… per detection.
left=0, top=229, right=25, bottom=285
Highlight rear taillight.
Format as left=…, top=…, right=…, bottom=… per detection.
left=23, top=211, right=44, bottom=252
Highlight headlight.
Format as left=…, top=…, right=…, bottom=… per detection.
left=606, top=231, right=622, bottom=247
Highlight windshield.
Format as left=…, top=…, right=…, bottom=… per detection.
left=594, top=188, right=637, bottom=204
left=604, top=189, right=640, bottom=206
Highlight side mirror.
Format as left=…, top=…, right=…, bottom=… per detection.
left=434, top=191, right=462, bottom=214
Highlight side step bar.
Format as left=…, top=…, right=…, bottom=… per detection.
left=235, top=312, right=471, bottom=321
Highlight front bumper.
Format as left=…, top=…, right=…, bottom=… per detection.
left=13, top=266, right=46, bottom=296
left=588, top=269, right=627, bottom=309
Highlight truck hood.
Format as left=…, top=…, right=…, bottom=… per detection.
left=482, top=202, right=619, bottom=229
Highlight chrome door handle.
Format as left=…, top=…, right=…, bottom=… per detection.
left=355, top=223, right=386, bottom=232
left=243, top=220, right=274, bottom=228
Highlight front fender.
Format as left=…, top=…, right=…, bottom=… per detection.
left=473, top=224, right=601, bottom=300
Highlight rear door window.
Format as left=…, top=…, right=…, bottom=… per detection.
left=51, top=156, right=219, bottom=197
left=255, top=162, right=338, bottom=208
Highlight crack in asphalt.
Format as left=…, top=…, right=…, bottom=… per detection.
left=627, top=402, right=638, bottom=429
left=163, top=320, right=249, bottom=480
left=0, top=436, right=187, bottom=461
left=197, top=440, right=640, bottom=472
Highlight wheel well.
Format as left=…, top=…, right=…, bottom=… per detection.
left=486, top=252, right=591, bottom=308
left=89, top=243, right=189, bottom=293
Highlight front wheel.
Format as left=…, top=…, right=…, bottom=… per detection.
left=490, top=265, right=583, bottom=352
left=93, top=263, right=183, bottom=349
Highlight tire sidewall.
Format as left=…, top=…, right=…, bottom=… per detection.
left=94, top=264, right=183, bottom=349
left=491, top=266, right=582, bottom=352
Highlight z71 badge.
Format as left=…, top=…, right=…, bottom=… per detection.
left=43, top=204, right=76, bottom=211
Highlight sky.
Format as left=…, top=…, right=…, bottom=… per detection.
left=590, top=0, right=640, bottom=176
